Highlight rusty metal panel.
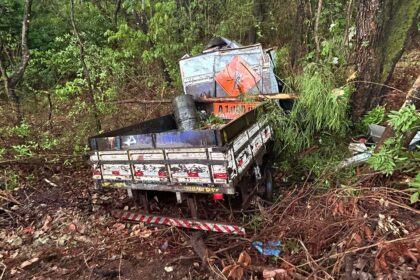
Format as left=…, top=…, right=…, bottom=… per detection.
left=179, top=43, right=278, bottom=100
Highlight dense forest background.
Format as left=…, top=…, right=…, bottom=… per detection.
left=1, top=0, right=418, bottom=154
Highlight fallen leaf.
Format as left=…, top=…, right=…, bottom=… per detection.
left=263, top=268, right=287, bottom=279
left=73, top=235, right=92, bottom=244
left=362, top=225, right=373, bottom=241
left=22, top=226, right=35, bottom=235
left=6, top=236, right=23, bottom=246
left=113, top=223, right=125, bottom=231
left=222, top=264, right=243, bottom=280
left=352, top=233, right=363, bottom=245
left=20, top=257, right=39, bottom=269
left=237, top=251, right=251, bottom=267
left=41, top=215, right=52, bottom=231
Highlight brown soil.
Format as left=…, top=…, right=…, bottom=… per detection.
left=1, top=159, right=419, bottom=279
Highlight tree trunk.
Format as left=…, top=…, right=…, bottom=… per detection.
left=314, top=0, right=323, bottom=62
left=248, top=0, right=264, bottom=44
left=290, top=0, right=305, bottom=68
left=350, top=0, right=420, bottom=121
left=0, top=0, right=32, bottom=124
left=4, top=84, right=22, bottom=123
left=70, top=0, right=101, bottom=132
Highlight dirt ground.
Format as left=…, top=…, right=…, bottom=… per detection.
left=1, top=158, right=419, bottom=279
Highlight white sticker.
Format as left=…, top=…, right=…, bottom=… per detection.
left=133, top=164, right=168, bottom=182
left=102, top=164, right=131, bottom=180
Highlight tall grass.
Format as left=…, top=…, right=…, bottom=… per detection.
left=265, top=64, right=351, bottom=154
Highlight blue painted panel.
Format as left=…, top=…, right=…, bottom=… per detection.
left=155, top=130, right=217, bottom=148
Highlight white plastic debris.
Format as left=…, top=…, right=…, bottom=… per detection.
left=164, top=266, right=173, bottom=272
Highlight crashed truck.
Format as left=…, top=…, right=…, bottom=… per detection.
left=88, top=38, right=286, bottom=235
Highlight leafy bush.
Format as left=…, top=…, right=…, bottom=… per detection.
left=357, top=106, right=386, bottom=132
left=0, top=148, right=5, bottom=160
left=408, top=173, right=420, bottom=204
left=10, top=122, right=31, bottom=138
left=368, top=105, right=420, bottom=176
left=11, top=144, right=33, bottom=159
left=266, top=64, right=351, bottom=154
left=387, top=105, right=420, bottom=133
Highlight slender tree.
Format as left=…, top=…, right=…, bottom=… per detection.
left=314, top=0, right=323, bottom=62
left=70, top=0, right=101, bottom=132
left=0, top=0, right=32, bottom=124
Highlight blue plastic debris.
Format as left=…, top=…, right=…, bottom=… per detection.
left=252, top=240, right=282, bottom=257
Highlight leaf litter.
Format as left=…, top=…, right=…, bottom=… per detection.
left=0, top=160, right=419, bottom=279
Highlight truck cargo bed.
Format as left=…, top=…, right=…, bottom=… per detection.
left=89, top=104, right=271, bottom=194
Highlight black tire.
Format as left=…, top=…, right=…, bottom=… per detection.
left=263, top=166, right=274, bottom=201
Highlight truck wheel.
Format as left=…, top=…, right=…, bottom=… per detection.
left=263, top=167, right=273, bottom=202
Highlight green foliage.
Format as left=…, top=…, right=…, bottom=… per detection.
left=40, top=134, right=60, bottom=150
left=11, top=144, right=33, bottom=159
left=387, top=105, right=420, bottom=134
left=357, top=106, right=386, bottom=132
left=10, top=122, right=31, bottom=138
left=266, top=64, right=350, bottom=154
left=408, top=173, right=420, bottom=204
left=367, top=137, right=407, bottom=176
left=0, top=148, right=6, bottom=160
left=3, top=171, right=19, bottom=191
left=201, top=114, right=225, bottom=128
left=368, top=105, right=420, bottom=176
left=1, top=0, right=357, bottom=162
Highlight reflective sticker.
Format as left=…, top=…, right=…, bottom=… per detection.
left=102, top=181, right=126, bottom=188
left=92, top=164, right=102, bottom=180
left=113, top=210, right=246, bottom=235
left=249, top=133, right=263, bottom=156
left=102, top=164, right=132, bottom=180
left=210, top=152, right=226, bottom=160
left=133, top=164, right=168, bottom=182
left=212, top=165, right=229, bottom=183
left=170, top=163, right=211, bottom=183
left=261, top=126, right=272, bottom=143
left=247, top=122, right=260, bottom=137
left=90, top=153, right=99, bottom=162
